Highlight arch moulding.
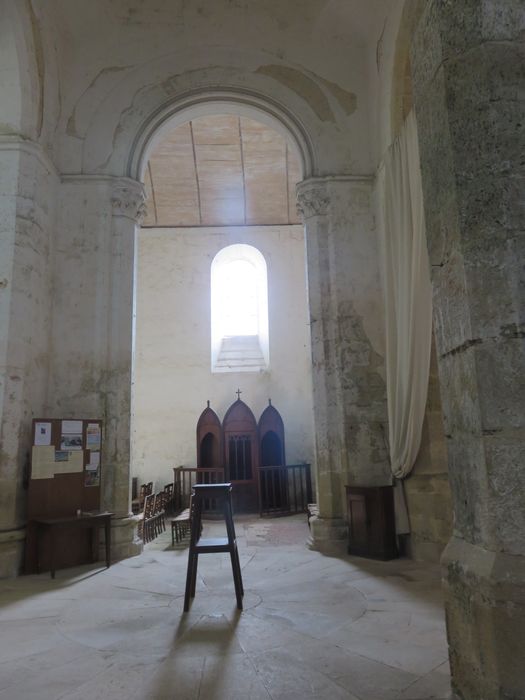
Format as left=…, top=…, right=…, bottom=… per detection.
left=127, top=89, right=315, bottom=184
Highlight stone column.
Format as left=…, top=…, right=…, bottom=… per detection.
left=48, top=176, right=145, bottom=560
left=297, top=177, right=390, bottom=551
left=412, top=3, right=525, bottom=698
left=0, top=139, right=57, bottom=577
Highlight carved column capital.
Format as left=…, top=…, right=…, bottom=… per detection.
left=296, top=180, right=331, bottom=221
left=111, top=180, right=147, bottom=222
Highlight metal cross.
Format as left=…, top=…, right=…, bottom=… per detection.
left=236, top=388, right=242, bottom=400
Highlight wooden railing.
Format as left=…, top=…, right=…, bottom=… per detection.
left=173, top=466, right=225, bottom=514
left=258, top=464, right=313, bottom=517
left=174, top=463, right=313, bottom=518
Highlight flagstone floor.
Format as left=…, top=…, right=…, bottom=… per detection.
left=0, top=515, right=451, bottom=700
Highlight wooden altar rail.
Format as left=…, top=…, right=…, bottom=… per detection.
left=173, top=466, right=225, bottom=513
left=173, top=463, right=312, bottom=517
left=258, top=464, right=313, bottom=517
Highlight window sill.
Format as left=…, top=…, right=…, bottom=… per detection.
left=212, top=335, right=268, bottom=374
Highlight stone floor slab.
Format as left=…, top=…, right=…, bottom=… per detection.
left=0, top=515, right=451, bottom=700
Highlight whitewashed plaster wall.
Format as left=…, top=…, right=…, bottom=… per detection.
left=132, top=225, right=315, bottom=490
left=26, top=0, right=391, bottom=179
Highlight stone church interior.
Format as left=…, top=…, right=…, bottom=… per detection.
left=0, top=1, right=523, bottom=699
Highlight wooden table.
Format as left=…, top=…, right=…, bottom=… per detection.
left=31, top=512, right=113, bottom=578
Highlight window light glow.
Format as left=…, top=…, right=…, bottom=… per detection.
left=217, top=260, right=258, bottom=336
left=211, top=244, right=269, bottom=372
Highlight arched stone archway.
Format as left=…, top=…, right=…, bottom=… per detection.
left=128, top=90, right=314, bottom=183
left=49, top=88, right=326, bottom=563
left=126, top=93, right=389, bottom=552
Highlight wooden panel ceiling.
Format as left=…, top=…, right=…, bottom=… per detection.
left=143, top=115, right=302, bottom=227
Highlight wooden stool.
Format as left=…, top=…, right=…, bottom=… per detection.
left=183, top=483, right=244, bottom=612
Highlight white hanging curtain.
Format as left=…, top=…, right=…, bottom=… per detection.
left=378, top=111, right=432, bottom=531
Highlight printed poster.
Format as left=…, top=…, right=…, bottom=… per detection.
left=60, top=419, right=84, bottom=450
left=86, top=423, right=101, bottom=450
left=34, top=422, right=52, bottom=446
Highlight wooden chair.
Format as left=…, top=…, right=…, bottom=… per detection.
left=137, top=492, right=148, bottom=542
left=183, top=483, right=243, bottom=612
left=164, top=483, right=174, bottom=515
left=152, top=492, right=166, bottom=538
left=171, top=494, right=193, bottom=545
left=136, top=481, right=153, bottom=512
left=131, top=477, right=140, bottom=514
left=144, top=481, right=153, bottom=501
left=141, top=493, right=156, bottom=543
left=132, top=479, right=146, bottom=515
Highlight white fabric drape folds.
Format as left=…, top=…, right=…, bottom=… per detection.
left=378, top=111, right=432, bottom=489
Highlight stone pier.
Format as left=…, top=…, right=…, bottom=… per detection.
left=0, top=139, right=58, bottom=577
left=412, top=2, right=525, bottom=698
left=47, top=176, right=146, bottom=561
left=297, top=177, right=391, bottom=552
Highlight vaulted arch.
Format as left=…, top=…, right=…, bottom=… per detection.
left=131, top=90, right=313, bottom=184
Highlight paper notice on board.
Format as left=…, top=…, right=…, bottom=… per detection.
left=61, top=420, right=84, bottom=450
left=60, top=433, right=83, bottom=450
left=31, top=446, right=56, bottom=479
left=32, top=446, right=84, bottom=478
left=34, top=422, right=52, bottom=446
left=62, top=420, right=83, bottom=434
left=85, top=467, right=100, bottom=487
left=86, top=451, right=100, bottom=471
left=86, top=423, right=101, bottom=450
left=53, top=450, right=84, bottom=474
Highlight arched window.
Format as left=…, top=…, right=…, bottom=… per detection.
left=211, top=244, right=269, bottom=372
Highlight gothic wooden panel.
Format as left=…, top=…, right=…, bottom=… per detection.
left=223, top=398, right=259, bottom=512
left=196, top=403, right=222, bottom=470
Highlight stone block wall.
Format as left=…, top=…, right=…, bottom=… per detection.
left=404, top=334, right=453, bottom=562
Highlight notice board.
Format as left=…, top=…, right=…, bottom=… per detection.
left=25, top=418, right=103, bottom=573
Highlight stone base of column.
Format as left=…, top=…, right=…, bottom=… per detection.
left=308, top=516, right=348, bottom=555
left=442, top=537, right=525, bottom=700
left=0, top=528, right=25, bottom=578
left=107, top=515, right=143, bottom=562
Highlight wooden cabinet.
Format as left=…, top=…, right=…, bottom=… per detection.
left=345, top=485, right=398, bottom=560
